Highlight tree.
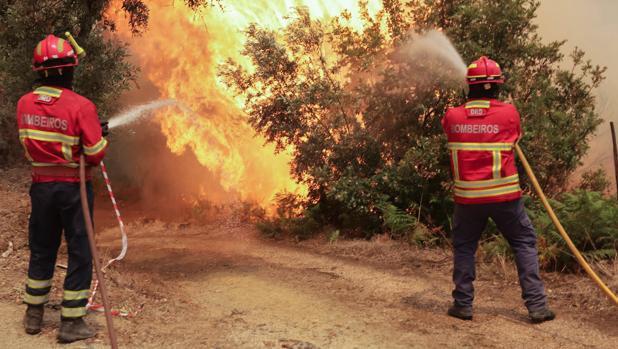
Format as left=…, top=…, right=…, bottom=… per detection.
left=222, top=0, right=605, bottom=235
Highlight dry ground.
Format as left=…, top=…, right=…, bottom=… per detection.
left=1, top=166, right=617, bottom=348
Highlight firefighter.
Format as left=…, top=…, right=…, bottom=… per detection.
left=17, top=34, right=108, bottom=342
left=441, top=56, right=555, bottom=323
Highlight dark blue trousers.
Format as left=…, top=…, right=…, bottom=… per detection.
left=25, top=182, right=94, bottom=319
left=451, top=198, right=547, bottom=311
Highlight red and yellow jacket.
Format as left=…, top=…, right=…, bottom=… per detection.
left=442, top=98, right=522, bottom=204
left=16, top=86, right=107, bottom=183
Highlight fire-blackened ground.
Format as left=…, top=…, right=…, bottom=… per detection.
left=1, top=167, right=617, bottom=348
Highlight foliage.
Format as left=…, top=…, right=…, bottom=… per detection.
left=479, top=191, right=617, bottom=270
left=528, top=190, right=618, bottom=270
left=256, top=192, right=322, bottom=240
left=223, top=0, right=606, bottom=239
left=578, top=167, right=611, bottom=193
left=238, top=201, right=267, bottom=223
left=378, top=203, right=416, bottom=237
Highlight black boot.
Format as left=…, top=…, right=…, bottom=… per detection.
left=447, top=304, right=473, bottom=320
left=57, top=317, right=95, bottom=343
left=529, top=307, right=556, bottom=323
left=23, top=304, right=44, bottom=334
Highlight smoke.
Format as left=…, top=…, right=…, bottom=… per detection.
left=536, top=0, right=618, bottom=190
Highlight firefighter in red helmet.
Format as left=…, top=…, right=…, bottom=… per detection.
left=17, top=34, right=108, bottom=342
left=441, top=56, right=555, bottom=323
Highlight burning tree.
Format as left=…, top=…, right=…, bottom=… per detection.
left=222, top=0, right=606, bottom=237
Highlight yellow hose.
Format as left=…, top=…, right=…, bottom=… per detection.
left=515, top=144, right=618, bottom=306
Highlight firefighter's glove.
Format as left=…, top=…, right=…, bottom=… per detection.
left=101, top=121, right=109, bottom=137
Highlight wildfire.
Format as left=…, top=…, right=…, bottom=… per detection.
left=110, top=0, right=382, bottom=206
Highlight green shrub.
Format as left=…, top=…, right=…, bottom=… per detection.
left=578, top=168, right=611, bottom=193
left=377, top=202, right=438, bottom=246
left=256, top=219, right=285, bottom=238
left=256, top=192, right=323, bottom=240
left=477, top=191, right=617, bottom=271
left=529, top=191, right=618, bottom=270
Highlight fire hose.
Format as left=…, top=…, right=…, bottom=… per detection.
left=79, top=155, right=119, bottom=348
left=87, top=160, right=129, bottom=315
left=515, top=144, right=618, bottom=306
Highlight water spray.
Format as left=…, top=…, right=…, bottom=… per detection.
left=108, top=99, right=179, bottom=129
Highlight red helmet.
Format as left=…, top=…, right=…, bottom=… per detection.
left=466, top=56, right=503, bottom=85
left=32, top=34, right=79, bottom=71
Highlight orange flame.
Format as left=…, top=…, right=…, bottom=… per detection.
left=111, top=0, right=382, bottom=206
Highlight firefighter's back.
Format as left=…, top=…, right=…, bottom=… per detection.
left=442, top=98, right=522, bottom=204
left=17, top=86, right=106, bottom=182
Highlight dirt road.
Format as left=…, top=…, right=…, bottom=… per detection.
left=94, top=220, right=618, bottom=349
left=1, top=169, right=617, bottom=348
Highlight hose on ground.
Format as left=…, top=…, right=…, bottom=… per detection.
left=515, top=144, right=618, bottom=306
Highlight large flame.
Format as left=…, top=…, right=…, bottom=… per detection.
left=110, top=0, right=382, bottom=206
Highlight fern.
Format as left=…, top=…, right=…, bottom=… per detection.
left=377, top=203, right=416, bottom=236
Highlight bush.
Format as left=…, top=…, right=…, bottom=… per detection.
left=374, top=202, right=439, bottom=246
left=224, top=1, right=605, bottom=238
left=578, top=167, right=611, bottom=193
left=529, top=191, right=618, bottom=270
left=477, top=191, right=617, bottom=271
left=256, top=192, right=323, bottom=240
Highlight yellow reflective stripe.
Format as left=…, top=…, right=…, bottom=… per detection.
left=31, top=162, right=79, bottom=168
left=19, top=138, right=34, bottom=161
left=27, top=278, right=52, bottom=289
left=63, top=289, right=90, bottom=301
left=451, top=150, right=460, bottom=180
left=57, top=38, right=65, bottom=53
left=33, top=86, right=63, bottom=98
left=24, top=293, right=49, bottom=305
left=447, top=142, right=513, bottom=151
left=36, top=42, right=42, bottom=56
left=61, top=307, right=87, bottom=318
left=19, top=129, right=79, bottom=145
left=83, top=138, right=107, bottom=156
left=468, top=63, right=477, bottom=69
left=62, top=143, right=73, bottom=161
left=455, top=174, right=519, bottom=189
left=465, top=100, right=490, bottom=109
left=455, top=184, right=521, bottom=198
left=467, top=74, right=502, bottom=79
left=492, top=151, right=501, bottom=179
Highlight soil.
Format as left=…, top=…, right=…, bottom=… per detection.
left=1, top=166, right=617, bottom=348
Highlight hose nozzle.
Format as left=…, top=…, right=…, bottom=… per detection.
left=65, top=32, right=86, bottom=57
